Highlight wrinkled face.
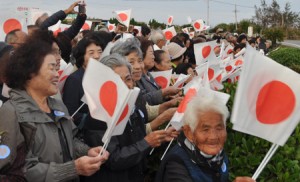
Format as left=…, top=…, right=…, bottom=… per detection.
left=52, top=43, right=61, bottom=71
left=143, top=46, right=155, bottom=71
left=155, top=52, right=172, bottom=71
left=186, top=110, right=227, bottom=155
left=113, top=65, right=134, bottom=89
left=27, top=54, right=59, bottom=96
left=83, top=43, right=102, bottom=68
left=126, top=51, right=143, bottom=82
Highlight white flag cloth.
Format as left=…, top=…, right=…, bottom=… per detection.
left=81, top=20, right=92, bottom=31
left=82, top=58, right=131, bottom=142
left=192, top=19, right=205, bottom=32
left=162, top=26, right=177, bottom=41
left=107, top=22, right=116, bottom=32
left=231, top=47, right=300, bottom=146
left=194, top=40, right=218, bottom=66
left=58, top=63, right=74, bottom=94
left=189, top=32, right=195, bottom=39
left=173, top=74, right=191, bottom=88
left=0, top=11, right=27, bottom=41
left=167, top=15, right=173, bottom=26
left=2, top=83, right=11, bottom=98
left=60, top=23, right=71, bottom=31
left=113, top=9, right=131, bottom=28
left=112, top=87, right=140, bottom=136
left=133, top=26, right=142, bottom=36
left=149, top=69, right=172, bottom=89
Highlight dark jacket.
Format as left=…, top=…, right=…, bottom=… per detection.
left=3, top=89, right=90, bottom=182
left=156, top=134, right=229, bottom=182
left=0, top=93, right=27, bottom=181
left=84, top=94, right=150, bottom=182
left=136, top=72, right=164, bottom=105
left=40, top=10, right=86, bottom=41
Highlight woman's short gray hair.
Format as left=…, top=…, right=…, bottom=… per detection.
left=183, top=95, right=229, bottom=132
left=110, top=37, right=143, bottom=59
left=100, top=53, right=132, bottom=74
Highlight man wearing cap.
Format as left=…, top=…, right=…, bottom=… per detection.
left=166, top=42, right=187, bottom=70
left=4, top=29, right=27, bottom=48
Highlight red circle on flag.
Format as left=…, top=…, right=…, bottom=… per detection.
left=227, top=49, right=233, bottom=54
left=82, top=23, right=90, bottom=30
left=165, top=31, right=173, bottom=40
left=235, top=59, right=243, bottom=66
left=99, top=81, right=118, bottom=117
left=59, top=75, right=68, bottom=82
left=118, top=13, right=128, bottom=21
left=177, top=88, right=197, bottom=113
left=194, top=22, right=201, bottom=30
left=202, top=46, right=211, bottom=59
left=256, top=80, right=295, bottom=124
left=3, top=18, right=22, bottom=34
left=216, top=74, right=222, bottom=82
left=168, top=17, right=172, bottom=24
left=117, top=104, right=129, bottom=125
left=225, top=65, right=233, bottom=72
left=155, top=76, right=168, bottom=89
left=208, top=68, right=214, bottom=81
left=53, top=28, right=62, bottom=37
left=108, top=25, right=114, bottom=31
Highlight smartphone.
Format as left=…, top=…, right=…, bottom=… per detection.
left=78, top=0, right=85, bottom=14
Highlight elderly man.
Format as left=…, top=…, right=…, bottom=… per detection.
left=156, top=95, right=255, bottom=182
left=150, top=29, right=167, bottom=50
left=5, top=29, right=27, bottom=48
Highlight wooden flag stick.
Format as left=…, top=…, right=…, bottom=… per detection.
left=160, top=138, right=174, bottom=160
left=252, top=143, right=279, bottom=180
left=71, top=103, right=85, bottom=118
left=149, top=122, right=172, bottom=155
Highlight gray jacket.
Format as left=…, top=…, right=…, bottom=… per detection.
left=5, top=89, right=90, bottom=182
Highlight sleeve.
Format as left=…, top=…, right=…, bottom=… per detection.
left=63, top=14, right=87, bottom=40
left=143, top=90, right=164, bottom=106
left=105, top=137, right=150, bottom=171
left=146, top=103, right=159, bottom=121
left=39, top=10, right=67, bottom=30
left=0, top=104, right=27, bottom=181
left=62, top=75, right=86, bottom=126
left=163, top=160, right=193, bottom=182
left=73, top=137, right=90, bottom=158
left=25, top=150, right=78, bottom=182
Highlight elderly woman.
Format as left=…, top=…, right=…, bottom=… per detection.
left=156, top=95, right=255, bottom=182
left=152, top=49, right=172, bottom=72
left=110, top=37, right=181, bottom=131
left=0, top=37, right=108, bottom=182
left=84, top=53, right=177, bottom=182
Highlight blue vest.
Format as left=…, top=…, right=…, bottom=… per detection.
left=166, top=145, right=229, bottom=182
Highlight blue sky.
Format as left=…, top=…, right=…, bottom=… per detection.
left=4, top=0, right=300, bottom=26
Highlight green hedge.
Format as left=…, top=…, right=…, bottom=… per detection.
left=268, top=46, right=300, bottom=73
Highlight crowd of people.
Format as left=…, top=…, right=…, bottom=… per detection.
left=0, top=2, right=262, bottom=182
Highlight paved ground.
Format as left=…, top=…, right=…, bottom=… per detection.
left=281, top=40, right=300, bottom=48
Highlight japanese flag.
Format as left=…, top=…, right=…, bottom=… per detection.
left=58, top=63, right=74, bottom=94
left=150, top=69, right=172, bottom=89
left=231, top=47, right=300, bottom=146
left=189, top=32, right=195, bottom=39
left=0, top=11, right=27, bottom=41
left=81, top=20, right=92, bottom=31
left=194, top=40, right=218, bottom=65
left=163, top=26, right=177, bottom=41
left=192, top=19, right=205, bottom=32
left=48, top=20, right=61, bottom=36
left=107, top=22, right=116, bottom=32
left=167, top=15, right=173, bottom=26
left=173, top=74, right=191, bottom=88
left=82, top=58, right=131, bottom=142
left=113, top=9, right=131, bottom=28
left=112, top=87, right=140, bottom=136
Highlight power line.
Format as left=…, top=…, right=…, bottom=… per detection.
left=210, top=0, right=255, bottom=9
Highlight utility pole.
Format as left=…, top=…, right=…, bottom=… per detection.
left=234, top=0, right=238, bottom=31
left=207, top=0, right=209, bottom=25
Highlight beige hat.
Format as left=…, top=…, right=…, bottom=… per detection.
left=166, top=42, right=187, bottom=60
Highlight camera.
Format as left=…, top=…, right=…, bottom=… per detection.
left=78, top=0, right=85, bottom=14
